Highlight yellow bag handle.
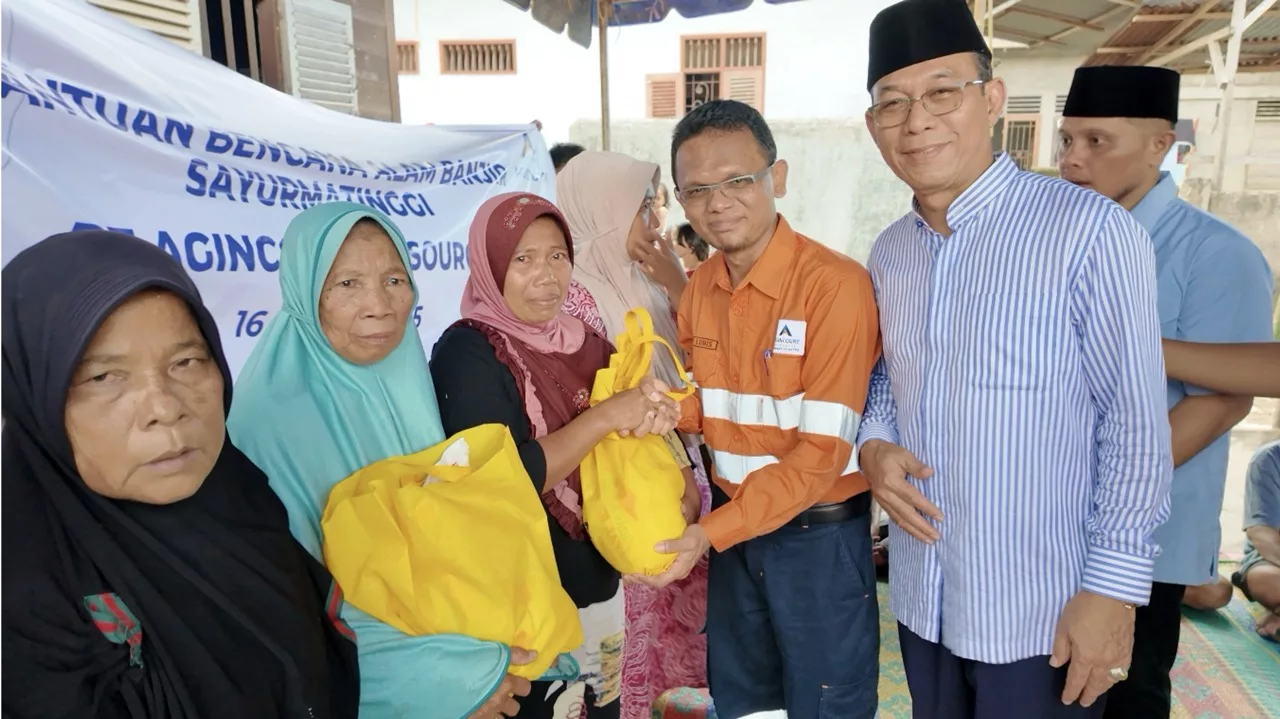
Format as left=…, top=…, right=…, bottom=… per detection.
left=612, top=307, right=695, bottom=402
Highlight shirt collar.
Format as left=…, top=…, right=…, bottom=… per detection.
left=912, top=153, right=1020, bottom=232
left=709, top=214, right=797, bottom=299
left=1129, top=172, right=1177, bottom=236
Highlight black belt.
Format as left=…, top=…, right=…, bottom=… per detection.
left=709, top=484, right=870, bottom=528
left=787, top=492, right=871, bottom=528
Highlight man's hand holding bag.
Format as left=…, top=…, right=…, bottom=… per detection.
left=580, top=307, right=696, bottom=577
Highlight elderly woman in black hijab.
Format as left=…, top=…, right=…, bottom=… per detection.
left=0, top=231, right=359, bottom=718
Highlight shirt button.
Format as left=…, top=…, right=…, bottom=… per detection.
left=732, top=304, right=745, bottom=316
left=731, top=372, right=739, bottom=384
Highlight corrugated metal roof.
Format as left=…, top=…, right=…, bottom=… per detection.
left=975, top=0, right=1137, bottom=54
left=1081, top=0, right=1280, bottom=73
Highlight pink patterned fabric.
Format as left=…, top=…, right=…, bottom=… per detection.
left=565, top=279, right=608, bottom=337
left=624, top=561, right=709, bottom=719
left=563, top=282, right=710, bottom=719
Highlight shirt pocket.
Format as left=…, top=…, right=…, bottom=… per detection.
left=763, top=352, right=804, bottom=401
left=957, top=290, right=1069, bottom=392
left=689, top=341, right=723, bottom=387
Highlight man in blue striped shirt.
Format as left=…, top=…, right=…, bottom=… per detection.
left=1059, top=65, right=1274, bottom=718
left=857, top=1, right=1174, bottom=717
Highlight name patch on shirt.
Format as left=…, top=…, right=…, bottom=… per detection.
left=692, top=337, right=719, bottom=351
left=773, top=320, right=806, bottom=356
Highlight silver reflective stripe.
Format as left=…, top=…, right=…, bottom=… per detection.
left=701, top=388, right=862, bottom=445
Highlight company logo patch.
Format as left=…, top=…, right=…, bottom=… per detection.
left=773, top=320, right=806, bottom=356
left=692, top=337, right=719, bottom=351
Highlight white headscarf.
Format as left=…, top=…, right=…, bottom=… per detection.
left=556, top=151, right=684, bottom=386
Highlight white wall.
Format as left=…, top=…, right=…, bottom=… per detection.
left=993, top=54, right=1087, bottom=168
left=394, top=0, right=897, bottom=144
left=992, top=55, right=1280, bottom=186
left=1179, top=71, right=1280, bottom=192
left=572, top=118, right=913, bottom=262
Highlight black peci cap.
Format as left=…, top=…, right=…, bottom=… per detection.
left=1062, top=65, right=1181, bottom=124
left=867, top=0, right=992, bottom=92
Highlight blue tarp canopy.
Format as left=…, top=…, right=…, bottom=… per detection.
left=501, top=0, right=811, bottom=49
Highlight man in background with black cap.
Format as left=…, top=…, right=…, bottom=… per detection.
left=1060, top=64, right=1274, bottom=718
left=854, top=0, right=1174, bottom=717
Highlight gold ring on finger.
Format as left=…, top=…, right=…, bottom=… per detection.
left=1108, top=666, right=1129, bottom=682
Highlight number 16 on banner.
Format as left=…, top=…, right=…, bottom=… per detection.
left=235, top=310, right=269, bottom=338
left=234, top=306, right=425, bottom=338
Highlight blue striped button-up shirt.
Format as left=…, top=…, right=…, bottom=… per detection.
left=858, top=154, right=1174, bottom=664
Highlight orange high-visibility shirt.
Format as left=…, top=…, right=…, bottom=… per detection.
left=676, top=215, right=881, bottom=551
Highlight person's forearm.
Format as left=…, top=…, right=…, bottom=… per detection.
left=856, top=358, right=899, bottom=451
left=1248, top=526, right=1280, bottom=567
left=1077, top=211, right=1173, bottom=605
left=665, top=275, right=687, bottom=309
left=536, top=407, right=613, bottom=491
left=1164, top=339, right=1280, bottom=398
left=676, top=394, right=703, bottom=434
left=700, top=437, right=850, bottom=550
left=1168, top=394, right=1255, bottom=467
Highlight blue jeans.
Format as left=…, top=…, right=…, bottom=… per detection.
left=705, top=490, right=880, bottom=719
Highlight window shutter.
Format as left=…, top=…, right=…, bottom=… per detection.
left=88, top=0, right=199, bottom=51
left=281, top=0, right=358, bottom=115
left=722, top=68, right=764, bottom=113
left=646, top=73, right=682, bottom=119
left=439, top=41, right=517, bottom=74
left=1006, top=96, right=1042, bottom=114
left=397, top=41, right=420, bottom=74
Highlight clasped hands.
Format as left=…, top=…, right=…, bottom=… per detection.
left=601, top=375, right=681, bottom=438
left=598, top=375, right=707, bottom=590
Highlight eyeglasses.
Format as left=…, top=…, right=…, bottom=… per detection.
left=676, top=164, right=774, bottom=204
left=867, top=80, right=987, bottom=129
left=639, top=196, right=658, bottom=227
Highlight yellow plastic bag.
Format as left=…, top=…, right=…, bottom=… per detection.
left=321, top=423, right=583, bottom=680
left=581, top=307, right=695, bottom=576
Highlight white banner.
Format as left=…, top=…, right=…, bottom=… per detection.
left=1, top=0, right=555, bottom=375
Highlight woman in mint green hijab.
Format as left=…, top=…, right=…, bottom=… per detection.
left=228, top=202, right=528, bottom=718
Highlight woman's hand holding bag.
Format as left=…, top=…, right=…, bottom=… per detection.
left=597, top=376, right=681, bottom=438
left=321, top=425, right=584, bottom=681
left=465, top=648, right=536, bottom=719
left=579, top=307, right=696, bottom=577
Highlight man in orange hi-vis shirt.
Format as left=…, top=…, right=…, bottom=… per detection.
left=635, top=99, right=882, bottom=719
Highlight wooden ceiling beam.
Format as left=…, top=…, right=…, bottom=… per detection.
left=1031, top=4, right=1133, bottom=46
left=1100, top=37, right=1280, bottom=53
left=997, top=27, right=1067, bottom=45
left=1130, top=9, right=1280, bottom=21
left=1137, top=1, right=1220, bottom=64
left=1150, top=0, right=1280, bottom=66
left=1007, top=5, right=1106, bottom=31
